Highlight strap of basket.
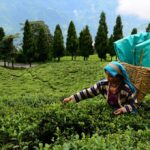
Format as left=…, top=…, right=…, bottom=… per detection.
left=139, top=49, right=144, bottom=66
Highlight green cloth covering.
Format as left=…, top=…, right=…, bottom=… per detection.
left=114, top=32, right=150, bottom=67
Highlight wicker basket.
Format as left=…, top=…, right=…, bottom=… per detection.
left=121, top=62, right=150, bottom=102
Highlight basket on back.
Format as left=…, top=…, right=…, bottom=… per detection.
left=121, top=62, right=150, bottom=102
left=114, top=33, right=150, bottom=102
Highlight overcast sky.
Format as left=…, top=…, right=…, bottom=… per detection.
left=116, top=0, right=150, bottom=20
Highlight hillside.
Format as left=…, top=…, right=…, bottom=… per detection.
left=0, top=56, right=149, bottom=149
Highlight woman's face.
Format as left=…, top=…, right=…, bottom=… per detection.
left=106, top=72, right=122, bottom=85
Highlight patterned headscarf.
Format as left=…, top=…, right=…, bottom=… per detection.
left=104, top=61, right=136, bottom=93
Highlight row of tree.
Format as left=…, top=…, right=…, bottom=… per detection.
left=1, top=11, right=150, bottom=68
left=0, top=28, right=18, bottom=68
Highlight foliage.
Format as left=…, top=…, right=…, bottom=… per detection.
left=53, top=128, right=150, bottom=150
left=66, top=21, right=78, bottom=60
left=113, top=15, right=123, bottom=42
left=15, top=50, right=26, bottom=63
left=95, top=11, right=108, bottom=61
left=37, top=28, right=51, bottom=62
left=0, top=56, right=149, bottom=149
left=22, top=20, right=34, bottom=66
left=79, top=25, right=93, bottom=60
left=30, top=20, right=53, bottom=62
left=22, top=20, right=53, bottom=64
left=53, top=24, right=64, bottom=61
left=0, top=27, right=5, bottom=41
left=131, top=28, right=138, bottom=35
left=0, top=36, right=16, bottom=68
left=108, top=34, right=116, bottom=61
left=146, top=23, right=150, bottom=32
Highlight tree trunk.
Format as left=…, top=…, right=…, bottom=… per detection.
left=11, top=60, right=14, bottom=69
left=4, top=58, right=6, bottom=67
left=29, top=62, right=32, bottom=67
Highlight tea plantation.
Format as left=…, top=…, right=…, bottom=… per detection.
left=0, top=56, right=149, bottom=150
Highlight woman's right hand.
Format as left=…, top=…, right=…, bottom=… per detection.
left=63, top=96, right=75, bottom=103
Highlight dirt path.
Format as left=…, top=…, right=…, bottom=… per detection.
left=0, top=61, right=37, bottom=68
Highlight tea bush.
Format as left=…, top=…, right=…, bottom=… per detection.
left=0, top=56, right=149, bottom=149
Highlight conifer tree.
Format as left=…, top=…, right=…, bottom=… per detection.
left=0, top=27, right=5, bottom=63
left=113, top=15, right=123, bottom=60
left=113, top=15, right=123, bottom=42
left=146, top=23, right=150, bottom=32
left=0, top=27, right=5, bottom=41
left=131, top=28, right=137, bottom=35
left=79, top=25, right=93, bottom=60
left=95, top=11, right=108, bottom=61
left=53, top=24, right=64, bottom=61
left=22, top=20, right=34, bottom=67
left=37, top=27, right=51, bottom=62
left=29, top=21, right=53, bottom=61
left=66, top=21, right=78, bottom=60
left=108, top=34, right=115, bottom=61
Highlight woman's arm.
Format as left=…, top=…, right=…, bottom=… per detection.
left=114, top=91, right=139, bottom=115
left=122, top=92, right=139, bottom=113
left=63, top=79, right=107, bottom=103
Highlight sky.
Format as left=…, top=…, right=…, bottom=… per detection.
left=0, top=0, right=150, bottom=41
left=117, top=0, right=150, bottom=20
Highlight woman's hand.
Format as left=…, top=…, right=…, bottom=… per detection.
left=63, top=96, right=75, bottom=103
left=113, top=108, right=125, bottom=115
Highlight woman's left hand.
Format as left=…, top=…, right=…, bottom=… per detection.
left=113, top=108, right=124, bottom=115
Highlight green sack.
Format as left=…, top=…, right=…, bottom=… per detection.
left=114, top=32, right=150, bottom=67
left=135, top=39, right=150, bottom=67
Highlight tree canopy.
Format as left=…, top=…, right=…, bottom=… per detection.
left=66, top=21, right=78, bottom=60
left=113, top=15, right=123, bottom=42
left=53, top=24, right=64, bottom=61
left=131, top=28, right=138, bottom=35
left=0, top=27, right=5, bottom=41
left=79, top=25, right=93, bottom=60
left=95, top=11, right=108, bottom=61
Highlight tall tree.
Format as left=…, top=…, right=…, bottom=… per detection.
left=0, top=38, right=9, bottom=67
left=0, top=36, right=16, bottom=68
left=53, top=24, right=64, bottom=61
left=37, top=27, right=51, bottom=62
left=113, top=15, right=123, bottom=42
left=29, top=21, right=53, bottom=61
left=113, top=15, right=123, bottom=60
left=0, top=27, right=5, bottom=41
left=79, top=25, right=93, bottom=60
left=0, top=27, right=6, bottom=65
left=146, top=23, right=150, bottom=32
left=108, top=34, right=116, bottom=61
left=7, top=36, right=17, bottom=68
left=22, top=20, right=34, bottom=67
left=66, top=21, right=78, bottom=60
left=95, top=11, right=108, bottom=61
left=131, top=28, right=138, bottom=35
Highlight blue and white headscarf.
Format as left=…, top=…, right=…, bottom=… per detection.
left=104, top=61, right=136, bottom=93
